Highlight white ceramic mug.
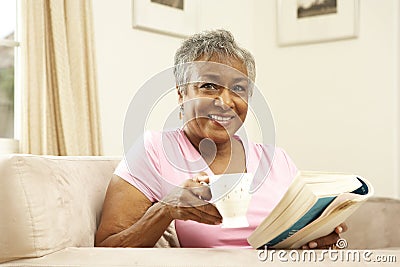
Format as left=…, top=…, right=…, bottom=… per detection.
left=209, top=173, right=253, bottom=228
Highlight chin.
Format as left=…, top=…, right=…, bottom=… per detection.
left=205, top=128, right=237, bottom=144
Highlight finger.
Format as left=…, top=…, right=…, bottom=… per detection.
left=335, top=222, right=348, bottom=234
left=339, top=223, right=349, bottom=233
left=183, top=192, right=222, bottom=219
left=307, top=232, right=340, bottom=249
left=186, top=212, right=220, bottom=225
left=189, top=174, right=212, bottom=200
left=191, top=172, right=209, bottom=183
left=196, top=176, right=210, bottom=185
left=184, top=179, right=212, bottom=201
left=182, top=191, right=222, bottom=220
left=162, top=186, right=209, bottom=207
left=173, top=186, right=220, bottom=220
left=177, top=204, right=222, bottom=225
left=163, top=191, right=222, bottom=224
left=179, top=186, right=211, bottom=206
left=186, top=205, right=222, bottom=225
left=196, top=202, right=222, bottom=220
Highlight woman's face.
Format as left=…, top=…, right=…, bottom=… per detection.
left=179, top=56, right=250, bottom=145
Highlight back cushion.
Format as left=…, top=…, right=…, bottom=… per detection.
left=0, top=155, right=120, bottom=263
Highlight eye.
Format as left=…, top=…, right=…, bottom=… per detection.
left=200, top=83, right=218, bottom=90
left=231, top=84, right=247, bottom=93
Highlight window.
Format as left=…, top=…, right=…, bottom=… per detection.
left=0, top=0, right=20, bottom=153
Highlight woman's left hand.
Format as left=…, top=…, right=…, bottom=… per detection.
left=301, top=223, right=348, bottom=249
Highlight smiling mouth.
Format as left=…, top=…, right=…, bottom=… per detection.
left=207, top=114, right=235, bottom=126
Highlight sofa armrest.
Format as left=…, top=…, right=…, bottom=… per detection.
left=0, top=155, right=119, bottom=263
left=342, top=197, right=400, bottom=249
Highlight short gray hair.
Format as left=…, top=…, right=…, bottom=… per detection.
left=173, top=29, right=256, bottom=90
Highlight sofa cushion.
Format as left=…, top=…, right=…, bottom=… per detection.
left=0, top=154, right=120, bottom=263
left=2, top=247, right=400, bottom=267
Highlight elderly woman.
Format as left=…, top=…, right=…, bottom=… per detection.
left=95, top=29, right=346, bottom=249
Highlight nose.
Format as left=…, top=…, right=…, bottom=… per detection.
left=214, top=88, right=234, bottom=110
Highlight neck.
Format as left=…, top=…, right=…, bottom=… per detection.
left=201, top=138, right=233, bottom=160
left=183, top=130, right=235, bottom=164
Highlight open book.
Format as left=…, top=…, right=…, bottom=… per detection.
left=247, top=171, right=374, bottom=249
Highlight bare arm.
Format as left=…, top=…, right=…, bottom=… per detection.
left=95, top=174, right=222, bottom=247
left=95, top=175, right=172, bottom=247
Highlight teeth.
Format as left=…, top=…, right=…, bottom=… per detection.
left=209, top=115, right=233, bottom=121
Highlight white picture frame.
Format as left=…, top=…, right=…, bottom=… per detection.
left=132, top=0, right=198, bottom=38
left=277, top=0, right=359, bottom=46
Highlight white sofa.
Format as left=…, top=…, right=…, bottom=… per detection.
left=0, top=154, right=399, bottom=266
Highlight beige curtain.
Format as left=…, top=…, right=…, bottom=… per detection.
left=21, top=0, right=102, bottom=155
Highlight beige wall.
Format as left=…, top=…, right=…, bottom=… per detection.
left=93, top=0, right=400, bottom=198
left=252, top=0, right=400, bottom=198
left=92, top=0, right=254, bottom=155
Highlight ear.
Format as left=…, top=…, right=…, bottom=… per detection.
left=177, top=85, right=183, bottom=104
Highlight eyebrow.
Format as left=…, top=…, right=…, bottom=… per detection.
left=197, top=73, right=248, bottom=83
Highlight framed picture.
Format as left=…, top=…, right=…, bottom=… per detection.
left=277, top=0, right=359, bottom=46
left=132, top=0, right=198, bottom=38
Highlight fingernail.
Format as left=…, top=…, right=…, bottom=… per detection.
left=337, top=226, right=343, bottom=233
left=309, top=242, right=317, bottom=249
left=302, top=245, right=308, bottom=250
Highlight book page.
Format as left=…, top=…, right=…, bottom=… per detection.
left=247, top=173, right=374, bottom=249
left=277, top=200, right=364, bottom=249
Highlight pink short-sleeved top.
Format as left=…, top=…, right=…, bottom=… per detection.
left=114, top=128, right=298, bottom=248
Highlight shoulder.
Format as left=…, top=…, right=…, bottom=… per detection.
left=250, top=142, right=293, bottom=163
left=143, top=128, right=182, bottom=143
left=250, top=141, right=298, bottom=177
left=123, top=130, right=180, bottom=172
left=142, top=128, right=183, bottom=150
left=245, top=141, right=286, bottom=161
left=274, top=146, right=295, bottom=166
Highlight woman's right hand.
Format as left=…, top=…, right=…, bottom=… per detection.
left=161, top=173, right=223, bottom=225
